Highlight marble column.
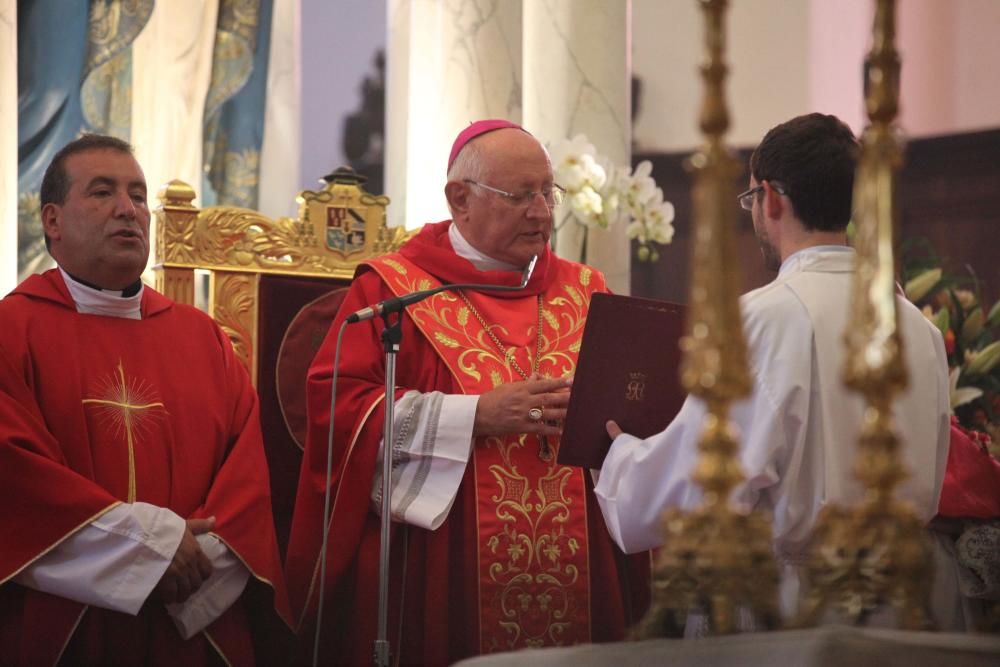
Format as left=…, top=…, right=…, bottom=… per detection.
left=523, top=0, right=631, bottom=293
left=0, top=0, right=15, bottom=295
left=386, top=0, right=522, bottom=230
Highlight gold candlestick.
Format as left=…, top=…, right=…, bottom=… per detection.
left=636, top=0, right=779, bottom=638
left=797, top=0, right=934, bottom=629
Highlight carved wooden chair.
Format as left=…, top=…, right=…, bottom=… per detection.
left=153, top=169, right=409, bottom=556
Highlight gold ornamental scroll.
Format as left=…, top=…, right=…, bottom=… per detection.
left=797, top=0, right=934, bottom=629
left=156, top=171, right=403, bottom=282
left=636, top=0, right=779, bottom=639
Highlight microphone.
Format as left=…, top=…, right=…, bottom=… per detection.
left=345, top=254, right=538, bottom=323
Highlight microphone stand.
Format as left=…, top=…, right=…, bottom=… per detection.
left=374, top=309, right=402, bottom=667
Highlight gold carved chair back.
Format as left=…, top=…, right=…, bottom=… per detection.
left=153, top=168, right=410, bottom=553
left=153, top=168, right=407, bottom=382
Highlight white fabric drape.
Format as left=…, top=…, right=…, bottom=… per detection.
left=258, top=0, right=301, bottom=219
left=130, top=0, right=302, bottom=260
left=131, top=0, right=219, bottom=209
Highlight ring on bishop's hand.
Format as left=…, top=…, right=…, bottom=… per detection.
left=527, top=407, right=544, bottom=422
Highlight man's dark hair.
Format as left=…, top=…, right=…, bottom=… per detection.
left=40, top=134, right=135, bottom=250
left=41, top=134, right=135, bottom=207
left=749, top=113, right=859, bottom=232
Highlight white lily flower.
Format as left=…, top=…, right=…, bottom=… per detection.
left=950, top=366, right=983, bottom=412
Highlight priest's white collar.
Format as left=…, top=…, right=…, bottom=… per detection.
left=59, top=267, right=144, bottom=320
left=448, top=223, right=522, bottom=273
left=778, top=245, right=854, bottom=277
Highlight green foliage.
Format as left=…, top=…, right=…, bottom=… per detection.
left=902, top=240, right=1000, bottom=459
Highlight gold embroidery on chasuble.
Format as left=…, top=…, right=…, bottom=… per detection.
left=368, top=257, right=603, bottom=652
left=81, top=361, right=166, bottom=503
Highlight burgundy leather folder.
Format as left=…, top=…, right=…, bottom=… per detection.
left=558, top=292, right=687, bottom=469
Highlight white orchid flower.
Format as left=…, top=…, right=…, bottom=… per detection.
left=548, top=132, right=675, bottom=262
left=647, top=203, right=676, bottom=244
left=556, top=163, right=589, bottom=191
left=549, top=134, right=597, bottom=164
left=625, top=220, right=645, bottom=241
left=651, top=223, right=675, bottom=245
left=578, top=153, right=607, bottom=189
left=621, top=161, right=659, bottom=213
left=549, top=135, right=598, bottom=181
left=568, top=187, right=605, bottom=227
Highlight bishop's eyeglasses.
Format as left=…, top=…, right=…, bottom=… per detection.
left=464, top=180, right=566, bottom=208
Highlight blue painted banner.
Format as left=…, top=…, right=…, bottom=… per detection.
left=202, top=0, right=274, bottom=209
left=16, top=0, right=152, bottom=279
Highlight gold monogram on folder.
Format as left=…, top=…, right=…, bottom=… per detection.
left=625, top=372, right=647, bottom=401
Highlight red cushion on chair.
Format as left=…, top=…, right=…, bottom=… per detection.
left=276, top=288, right=349, bottom=448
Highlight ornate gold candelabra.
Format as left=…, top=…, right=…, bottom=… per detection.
left=797, top=0, right=934, bottom=629
left=635, top=0, right=779, bottom=638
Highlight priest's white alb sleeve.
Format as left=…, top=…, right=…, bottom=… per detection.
left=594, top=394, right=707, bottom=554
left=13, top=502, right=185, bottom=615
left=370, top=390, right=478, bottom=529
left=14, top=502, right=251, bottom=629
left=165, top=533, right=250, bottom=639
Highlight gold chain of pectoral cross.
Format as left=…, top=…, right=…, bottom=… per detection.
left=82, top=361, right=165, bottom=502
left=457, top=291, right=553, bottom=461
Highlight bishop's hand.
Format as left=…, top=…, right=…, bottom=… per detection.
left=473, top=374, right=572, bottom=438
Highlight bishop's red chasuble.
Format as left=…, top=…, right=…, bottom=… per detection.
left=286, top=222, right=649, bottom=666
left=0, top=271, right=291, bottom=666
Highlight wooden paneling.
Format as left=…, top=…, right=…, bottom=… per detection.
left=631, top=128, right=1000, bottom=304
left=899, top=129, right=1000, bottom=302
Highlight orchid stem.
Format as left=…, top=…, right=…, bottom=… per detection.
left=555, top=211, right=573, bottom=231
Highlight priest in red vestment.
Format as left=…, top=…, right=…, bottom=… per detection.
left=0, top=134, right=291, bottom=666
left=285, top=120, right=649, bottom=665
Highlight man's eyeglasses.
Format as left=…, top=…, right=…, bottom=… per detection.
left=738, top=182, right=787, bottom=210
left=464, top=180, right=565, bottom=208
